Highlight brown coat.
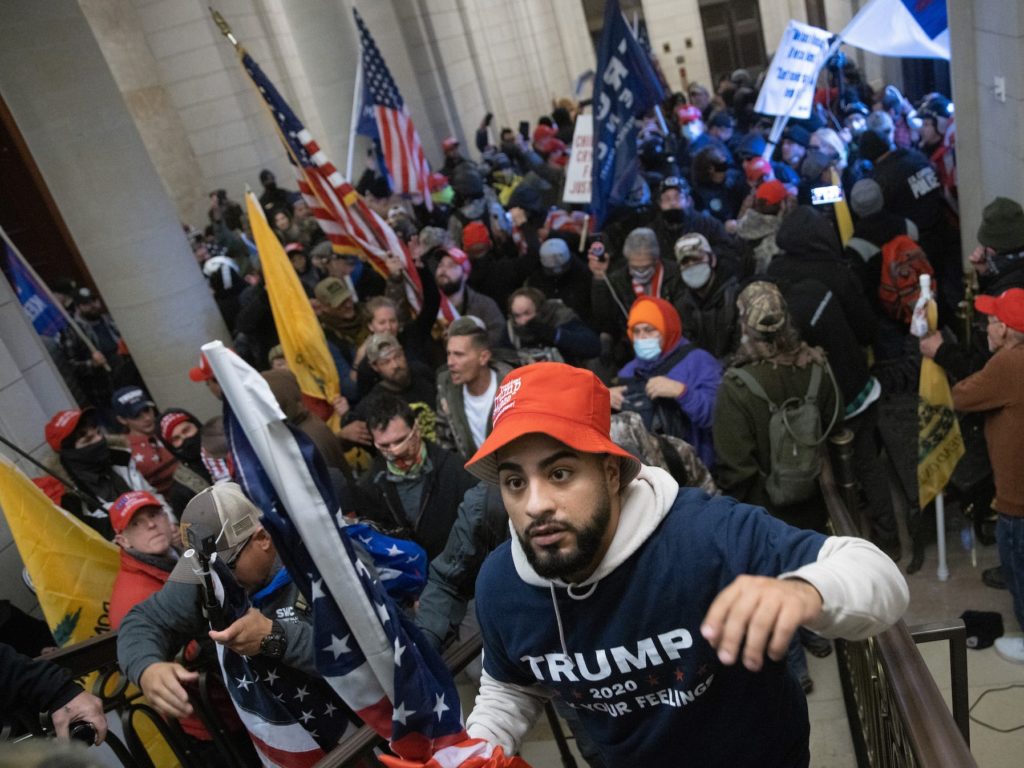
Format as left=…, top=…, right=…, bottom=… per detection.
left=952, top=344, right=1024, bottom=516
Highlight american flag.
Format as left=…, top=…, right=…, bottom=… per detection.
left=211, top=562, right=358, bottom=767
left=211, top=344, right=469, bottom=762
left=239, top=50, right=424, bottom=309
left=353, top=8, right=433, bottom=210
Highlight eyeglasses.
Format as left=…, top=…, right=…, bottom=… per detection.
left=224, top=535, right=253, bottom=571
left=373, top=426, right=419, bottom=455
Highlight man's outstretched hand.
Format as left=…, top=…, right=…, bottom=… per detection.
left=700, top=576, right=823, bottom=672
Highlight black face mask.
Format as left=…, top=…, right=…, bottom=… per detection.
left=176, top=433, right=203, bottom=464
left=61, top=439, right=111, bottom=470
left=661, top=208, right=686, bottom=225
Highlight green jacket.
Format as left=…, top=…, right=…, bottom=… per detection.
left=435, top=360, right=516, bottom=462
left=713, top=357, right=842, bottom=529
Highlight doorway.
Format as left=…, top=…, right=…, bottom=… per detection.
left=698, top=0, right=768, bottom=88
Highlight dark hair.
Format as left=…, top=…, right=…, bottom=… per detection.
left=692, top=146, right=728, bottom=186
left=446, top=317, right=490, bottom=351
left=508, top=286, right=546, bottom=313
left=364, top=392, right=415, bottom=434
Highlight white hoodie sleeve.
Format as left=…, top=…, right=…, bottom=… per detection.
left=780, top=535, right=909, bottom=639
left=466, top=669, right=552, bottom=754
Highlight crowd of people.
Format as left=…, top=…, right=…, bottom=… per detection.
left=11, top=59, right=1024, bottom=766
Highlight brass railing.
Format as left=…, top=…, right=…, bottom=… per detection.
left=824, top=433, right=977, bottom=768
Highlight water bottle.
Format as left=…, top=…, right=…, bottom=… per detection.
left=910, top=273, right=932, bottom=338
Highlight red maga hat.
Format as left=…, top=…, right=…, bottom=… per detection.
left=110, top=490, right=164, bottom=534
left=976, top=288, right=1024, bottom=333
left=465, top=363, right=641, bottom=488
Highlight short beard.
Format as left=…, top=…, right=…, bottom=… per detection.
left=518, top=492, right=612, bottom=583
left=439, top=279, right=462, bottom=297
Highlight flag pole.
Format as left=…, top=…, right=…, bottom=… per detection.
left=936, top=492, right=950, bottom=581
left=346, top=56, right=364, bottom=181
left=0, top=226, right=109, bottom=370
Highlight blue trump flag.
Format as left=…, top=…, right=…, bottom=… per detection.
left=591, top=0, right=666, bottom=229
left=2, top=241, right=67, bottom=338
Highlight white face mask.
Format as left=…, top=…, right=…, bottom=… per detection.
left=681, top=263, right=712, bottom=289
left=633, top=337, right=662, bottom=361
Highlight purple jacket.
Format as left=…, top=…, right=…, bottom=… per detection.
left=619, top=339, right=721, bottom=468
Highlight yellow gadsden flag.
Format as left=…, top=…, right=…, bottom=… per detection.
left=917, top=296, right=964, bottom=507
left=0, top=457, right=119, bottom=645
left=245, top=190, right=341, bottom=428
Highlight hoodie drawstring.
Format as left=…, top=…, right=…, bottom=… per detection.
left=549, top=580, right=599, bottom=658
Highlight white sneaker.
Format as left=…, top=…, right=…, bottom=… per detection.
left=994, top=636, right=1024, bottom=664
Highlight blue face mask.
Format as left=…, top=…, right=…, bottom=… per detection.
left=633, top=337, right=662, bottom=361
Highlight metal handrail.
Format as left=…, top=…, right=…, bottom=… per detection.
left=821, top=444, right=977, bottom=767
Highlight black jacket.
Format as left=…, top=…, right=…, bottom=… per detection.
left=354, top=442, right=476, bottom=561
left=0, top=642, right=81, bottom=719
left=771, top=206, right=878, bottom=347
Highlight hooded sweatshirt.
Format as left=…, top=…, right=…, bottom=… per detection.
left=468, top=465, right=908, bottom=766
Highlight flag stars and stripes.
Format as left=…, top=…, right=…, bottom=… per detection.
left=264, top=668, right=280, bottom=686
left=324, top=702, right=337, bottom=718
left=392, top=701, right=412, bottom=725
left=394, top=637, right=406, bottom=666
left=310, top=577, right=325, bottom=601
left=235, top=675, right=253, bottom=692
left=433, top=693, right=450, bottom=720
left=294, top=684, right=310, bottom=702
left=323, top=633, right=351, bottom=660
left=375, top=601, right=391, bottom=627
left=385, top=543, right=403, bottom=557
left=299, top=709, right=315, bottom=725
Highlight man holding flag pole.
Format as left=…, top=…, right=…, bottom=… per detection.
left=201, top=340, right=529, bottom=766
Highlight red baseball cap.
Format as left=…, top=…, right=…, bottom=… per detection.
left=442, top=247, right=471, bottom=275
left=755, top=179, right=789, bottom=206
left=428, top=172, right=450, bottom=192
left=45, top=408, right=94, bottom=452
left=976, top=288, right=1024, bottom=333
left=465, top=363, right=641, bottom=488
left=743, top=157, right=773, bottom=184
left=441, top=136, right=459, bottom=152
left=110, top=490, right=164, bottom=534
left=675, top=105, right=702, bottom=124
left=462, top=222, right=491, bottom=251
left=189, top=352, right=215, bottom=383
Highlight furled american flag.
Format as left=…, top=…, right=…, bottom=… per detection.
left=238, top=49, right=424, bottom=309
left=353, top=8, right=433, bottom=210
left=208, top=342, right=471, bottom=762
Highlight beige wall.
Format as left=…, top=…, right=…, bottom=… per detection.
left=949, top=1, right=1024, bottom=265
left=0, top=276, right=77, bottom=617
left=0, top=0, right=227, bottom=419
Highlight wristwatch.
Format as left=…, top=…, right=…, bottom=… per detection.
left=260, top=620, right=288, bottom=659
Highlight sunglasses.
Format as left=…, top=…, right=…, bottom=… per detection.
left=224, top=535, right=253, bottom=570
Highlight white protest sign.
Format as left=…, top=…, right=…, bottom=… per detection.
left=755, top=20, right=831, bottom=120
left=561, top=114, right=593, bottom=204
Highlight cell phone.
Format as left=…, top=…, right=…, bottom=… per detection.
left=589, top=239, right=607, bottom=263
left=810, top=185, right=843, bottom=205
left=518, top=121, right=530, bottom=141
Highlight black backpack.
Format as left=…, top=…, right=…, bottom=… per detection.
left=619, top=344, right=695, bottom=439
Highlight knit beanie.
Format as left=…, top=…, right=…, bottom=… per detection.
left=850, top=179, right=885, bottom=217
left=627, top=296, right=682, bottom=352
left=977, top=197, right=1024, bottom=253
